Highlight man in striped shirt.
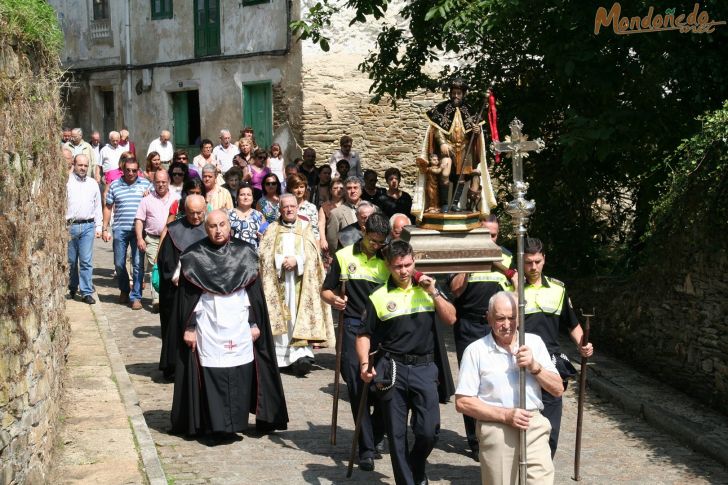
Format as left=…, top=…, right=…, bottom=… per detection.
left=102, top=155, right=152, bottom=310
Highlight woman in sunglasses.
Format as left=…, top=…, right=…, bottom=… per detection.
left=167, top=161, right=190, bottom=196
left=245, top=148, right=271, bottom=204
left=256, top=173, right=281, bottom=224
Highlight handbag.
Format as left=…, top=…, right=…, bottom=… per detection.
left=151, top=263, right=160, bottom=292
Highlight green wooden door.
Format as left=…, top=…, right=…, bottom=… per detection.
left=172, top=92, right=189, bottom=148
left=243, top=82, right=273, bottom=150
left=194, top=0, right=220, bottom=57
left=172, top=91, right=201, bottom=157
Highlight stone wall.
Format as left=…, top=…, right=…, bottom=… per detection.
left=570, top=239, right=728, bottom=415
left=0, top=35, right=69, bottom=483
left=300, top=0, right=443, bottom=189
left=301, top=85, right=439, bottom=189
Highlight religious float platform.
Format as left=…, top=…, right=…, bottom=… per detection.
left=401, top=224, right=501, bottom=274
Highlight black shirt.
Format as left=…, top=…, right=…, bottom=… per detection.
left=524, top=277, right=579, bottom=355
left=377, top=190, right=413, bottom=221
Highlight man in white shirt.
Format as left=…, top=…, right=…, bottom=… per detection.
left=147, top=130, right=174, bottom=166
left=212, top=129, right=239, bottom=174
left=455, top=291, right=563, bottom=485
left=100, top=131, right=125, bottom=181
left=329, top=135, right=363, bottom=179
left=66, top=154, right=103, bottom=304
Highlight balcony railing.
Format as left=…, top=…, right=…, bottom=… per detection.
left=90, top=19, right=112, bottom=42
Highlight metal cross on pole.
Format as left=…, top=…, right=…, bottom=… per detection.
left=492, top=118, right=544, bottom=485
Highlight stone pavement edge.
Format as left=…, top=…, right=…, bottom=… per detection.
left=50, top=298, right=166, bottom=485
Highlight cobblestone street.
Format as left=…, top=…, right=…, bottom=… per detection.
left=89, top=239, right=728, bottom=484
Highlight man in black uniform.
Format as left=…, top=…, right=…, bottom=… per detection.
left=321, top=213, right=390, bottom=471
left=523, top=237, right=593, bottom=456
left=448, top=215, right=514, bottom=458
left=358, top=241, right=456, bottom=485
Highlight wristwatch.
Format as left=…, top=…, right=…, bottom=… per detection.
left=431, top=289, right=442, bottom=299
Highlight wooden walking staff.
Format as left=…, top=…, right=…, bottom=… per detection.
left=330, top=280, right=347, bottom=445
left=573, top=309, right=594, bottom=481
left=347, top=347, right=378, bottom=478
left=492, top=119, right=544, bottom=485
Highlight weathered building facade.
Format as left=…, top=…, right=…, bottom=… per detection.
left=53, top=0, right=303, bottom=154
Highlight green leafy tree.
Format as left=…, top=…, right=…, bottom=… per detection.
left=294, top=0, right=728, bottom=275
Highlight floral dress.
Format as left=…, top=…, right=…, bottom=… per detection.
left=257, top=196, right=280, bottom=224
left=297, top=200, right=320, bottom=239
left=228, top=209, right=266, bottom=249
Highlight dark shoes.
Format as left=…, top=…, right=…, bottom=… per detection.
left=290, top=357, right=314, bottom=377
left=151, top=302, right=160, bottom=314
left=68, top=289, right=77, bottom=300
left=415, top=475, right=429, bottom=485
left=359, top=457, right=374, bottom=472
left=119, top=291, right=130, bottom=304
left=82, top=295, right=96, bottom=305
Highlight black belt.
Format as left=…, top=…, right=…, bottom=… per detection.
left=68, top=218, right=94, bottom=225
left=388, top=352, right=434, bottom=365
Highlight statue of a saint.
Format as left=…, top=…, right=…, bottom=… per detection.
left=412, top=78, right=497, bottom=221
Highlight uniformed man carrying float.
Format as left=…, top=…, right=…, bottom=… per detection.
left=522, top=238, right=594, bottom=456
left=449, top=214, right=515, bottom=458
left=321, top=213, right=391, bottom=472
left=357, top=240, right=456, bottom=485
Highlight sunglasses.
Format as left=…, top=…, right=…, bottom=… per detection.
left=257, top=155, right=267, bottom=160
left=265, top=182, right=278, bottom=186
left=124, top=168, right=139, bottom=173
left=172, top=172, right=184, bottom=176
left=178, top=156, right=188, bottom=160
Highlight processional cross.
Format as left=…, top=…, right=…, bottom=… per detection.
left=491, top=118, right=544, bottom=485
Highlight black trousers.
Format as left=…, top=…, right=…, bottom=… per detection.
left=454, top=316, right=490, bottom=449
left=342, top=319, right=385, bottom=460
left=381, top=361, right=440, bottom=485
left=541, top=387, right=564, bottom=457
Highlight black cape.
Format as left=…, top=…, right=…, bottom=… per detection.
left=425, top=99, right=482, bottom=133
left=170, top=238, right=288, bottom=435
left=157, top=218, right=207, bottom=376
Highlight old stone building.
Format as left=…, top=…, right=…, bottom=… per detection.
left=53, top=0, right=303, bottom=155
left=53, top=0, right=449, bottom=185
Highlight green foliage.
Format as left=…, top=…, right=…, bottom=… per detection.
left=295, top=0, right=728, bottom=275
left=0, top=0, right=63, bottom=55
left=644, top=102, right=728, bottom=249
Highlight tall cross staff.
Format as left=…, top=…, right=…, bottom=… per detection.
left=492, top=118, right=544, bottom=485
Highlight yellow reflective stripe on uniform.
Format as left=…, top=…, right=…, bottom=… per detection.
left=336, top=245, right=389, bottom=284
left=370, top=285, right=434, bottom=322
left=524, top=279, right=565, bottom=315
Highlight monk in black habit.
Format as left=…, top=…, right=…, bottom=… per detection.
left=157, top=194, right=207, bottom=380
left=170, top=210, right=288, bottom=438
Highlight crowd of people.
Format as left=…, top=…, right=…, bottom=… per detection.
left=64, top=125, right=593, bottom=485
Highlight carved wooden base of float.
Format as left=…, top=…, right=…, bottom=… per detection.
left=400, top=226, right=502, bottom=274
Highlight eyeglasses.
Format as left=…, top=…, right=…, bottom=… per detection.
left=265, top=182, right=278, bottom=186
left=124, top=168, right=139, bottom=173
left=172, top=172, right=184, bottom=176
left=367, top=238, right=388, bottom=248
left=178, top=156, right=188, bottom=160
left=256, top=156, right=267, bottom=160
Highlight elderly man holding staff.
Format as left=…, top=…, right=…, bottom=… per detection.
left=455, top=291, right=563, bottom=484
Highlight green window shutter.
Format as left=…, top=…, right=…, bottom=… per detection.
left=151, top=0, right=173, bottom=20
left=194, top=0, right=220, bottom=57
left=242, top=0, right=269, bottom=6
left=243, top=82, right=273, bottom=150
